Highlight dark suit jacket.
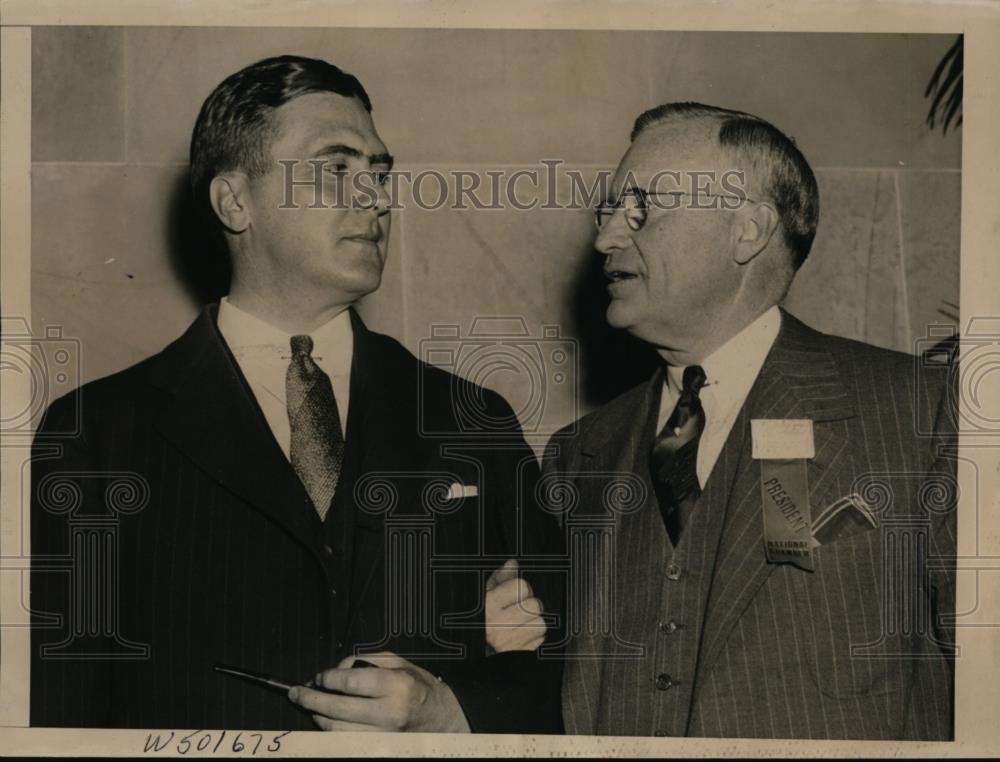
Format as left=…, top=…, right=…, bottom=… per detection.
left=31, top=305, right=563, bottom=733
left=551, top=310, right=956, bottom=739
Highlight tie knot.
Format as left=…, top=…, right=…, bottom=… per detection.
left=682, top=365, right=707, bottom=396
left=290, top=334, right=314, bottom=358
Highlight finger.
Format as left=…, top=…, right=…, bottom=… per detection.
left=314, top=666, right=394, bottom=697
left=489, top=576, right=533, bottom=608
left=492, top=599, right=544, bottom=622
left=343, top=650, right=409, bottom=670
left=516, top=596, right=544, bottom=617
left=335, top=653, right=386, bottom=669
left=490, top=626, right=545, bottom=653
left=485, top=558, right=519, bottom=592
left=494, top=606, right=546, bottom=628
left=312, top=715, right=383, bottom=732
left=524, top=635, right=545, bottom=651
left=490, top=605, right=546, bottom=627
left=490, top=616, right=547, bottom=634
left=289, top=685, right=385, bottom=724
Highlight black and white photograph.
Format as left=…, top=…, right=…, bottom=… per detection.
left=1, top=2, right=998, bottom=757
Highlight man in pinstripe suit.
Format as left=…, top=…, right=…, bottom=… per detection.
left=30, top=55, right=561, bottom=733
left=548, top=102, right=956, bottom=739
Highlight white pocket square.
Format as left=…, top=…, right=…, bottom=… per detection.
left=813, top=493, right=879, bottom=545
left=445, top=482, right=478, bottom=500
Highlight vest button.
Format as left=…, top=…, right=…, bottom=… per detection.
left=653, top=730, right=668, bottom=737
left=330, top=587, right=338, bottom=598
left=659, top=620, right=679, bottom=634
left=655, top=673, right=675, bottom=691
left=665, top=564, right=682, bottom=581
left=323, top=544, right=334, bottom=556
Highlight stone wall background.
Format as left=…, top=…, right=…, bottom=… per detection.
left=31, top=28, right=961, bottom=443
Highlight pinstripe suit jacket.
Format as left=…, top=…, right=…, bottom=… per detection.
left=31, top=304, right=562, bottom=732
left=551, top=309, right=956, bottom=739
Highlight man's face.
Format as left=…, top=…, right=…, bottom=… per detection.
left=245, top=91, right=392, bottom=308
left=596, top=120, right=745, bottom=355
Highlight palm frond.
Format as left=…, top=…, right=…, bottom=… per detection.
left=938, top=298, right=960, bottom=323
left=926, top=35, right=963, bottom=134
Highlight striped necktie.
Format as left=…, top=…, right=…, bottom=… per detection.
left=649, top=365, right=707, bottom=545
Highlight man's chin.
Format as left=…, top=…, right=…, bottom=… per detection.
left=349, top=275, right=382, bottom=301
left=605, top=300, right=636, bottom=331
left=336, top=265, right=383, bottom=300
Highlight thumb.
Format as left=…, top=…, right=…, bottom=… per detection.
left=485, top=558, right=519, bottom=592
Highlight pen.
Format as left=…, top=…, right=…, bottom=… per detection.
left=213, top=663, right=295, bottom=692
left=213, top=659, right=377, bottom=694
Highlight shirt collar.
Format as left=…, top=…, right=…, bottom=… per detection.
left=217, top=296, right=353, bottom=372
left=665, top=305, right=781, bottom=396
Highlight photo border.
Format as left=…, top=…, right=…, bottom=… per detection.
left=2, top=0, right=999, bottom=756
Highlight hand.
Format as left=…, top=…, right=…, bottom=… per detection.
left=484, top=559, right=546, bottom=653
left=288, top=652, right=471, bottom=732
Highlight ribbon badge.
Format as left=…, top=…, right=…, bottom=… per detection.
left=751, top=419, right=817, bottom=572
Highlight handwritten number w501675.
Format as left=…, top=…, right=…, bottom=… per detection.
left=142, top=730, right=291, bottom=755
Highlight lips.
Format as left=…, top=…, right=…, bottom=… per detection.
left=604, top=263, right=641, bottom=298
left=344, top=231, right=383, bottom=245
left=604, top=268, right=640, bottom=282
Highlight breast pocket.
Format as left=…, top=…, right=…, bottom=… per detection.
left=790, top=527, right=910, bottom=699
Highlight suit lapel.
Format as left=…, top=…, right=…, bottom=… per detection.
left=149, top=305, right=323, bottom=557
left=578, top=368, right=664, bottom=515
left=562, top=369, right=662, bottom=733
left=695, top=310, right=857, bottom=682
left=342, top=311, right=423, bottom=637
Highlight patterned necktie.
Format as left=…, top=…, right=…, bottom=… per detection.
left=649, top=365, right=707, bottom=545
left=286, top=335, right=345, bottom=521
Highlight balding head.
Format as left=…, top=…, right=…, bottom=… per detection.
left=631, top=102, right=819, bottom=270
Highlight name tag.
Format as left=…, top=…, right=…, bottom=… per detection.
left=752, top=419, right=816, bottom=572
left=751, top=419, right=815, bottom=459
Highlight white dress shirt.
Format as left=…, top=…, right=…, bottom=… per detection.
left=656, top=306, right=781, bottom=488
left=216, top=297, right=354, bottom=460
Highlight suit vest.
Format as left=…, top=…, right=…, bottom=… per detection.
left=593, top=397, right=732, bottom=736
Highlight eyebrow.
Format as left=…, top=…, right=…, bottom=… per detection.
left=600, top=185, right=644, bottom=206
left=314, top=143, right=395, bottom=170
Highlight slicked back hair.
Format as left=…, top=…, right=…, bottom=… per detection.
left=631, top=102, right=819, bottom=269
left=189, top=55, right=372, bottom=227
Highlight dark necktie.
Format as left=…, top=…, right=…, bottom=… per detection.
left=649, top=365, right=707, bottom=545
left=286, top=335, right=345, bottom=521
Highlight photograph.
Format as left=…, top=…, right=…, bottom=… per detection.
left=2, top=4, right=998, bottom=758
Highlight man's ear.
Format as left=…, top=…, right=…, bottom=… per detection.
left=208, top=172, right=252, bottom=233
left=733, top=201, right=779, bottom=265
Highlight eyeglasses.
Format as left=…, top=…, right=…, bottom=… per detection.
left=593, top=187, right=757, bottom=231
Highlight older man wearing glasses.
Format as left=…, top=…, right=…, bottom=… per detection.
left=546, top=102, right=956, bottom=739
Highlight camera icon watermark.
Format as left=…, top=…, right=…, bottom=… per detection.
left=915, top=317, right=1000, bottom=437
left=1, top=317, right=81, bottom=439
left=418, top=317, right=578, bottom=439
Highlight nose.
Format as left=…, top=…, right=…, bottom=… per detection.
left=351, top=171, right=392, bottom=217
left=372, top=175, right=392, bottom=217
left=594, top=211, right=632, bottom=257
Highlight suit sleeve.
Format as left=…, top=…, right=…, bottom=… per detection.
left=30, top=392, right=114, bottom=727
left=912, top=357, right=958, bottom=739
left=441, top=393, right=566, bottom=734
